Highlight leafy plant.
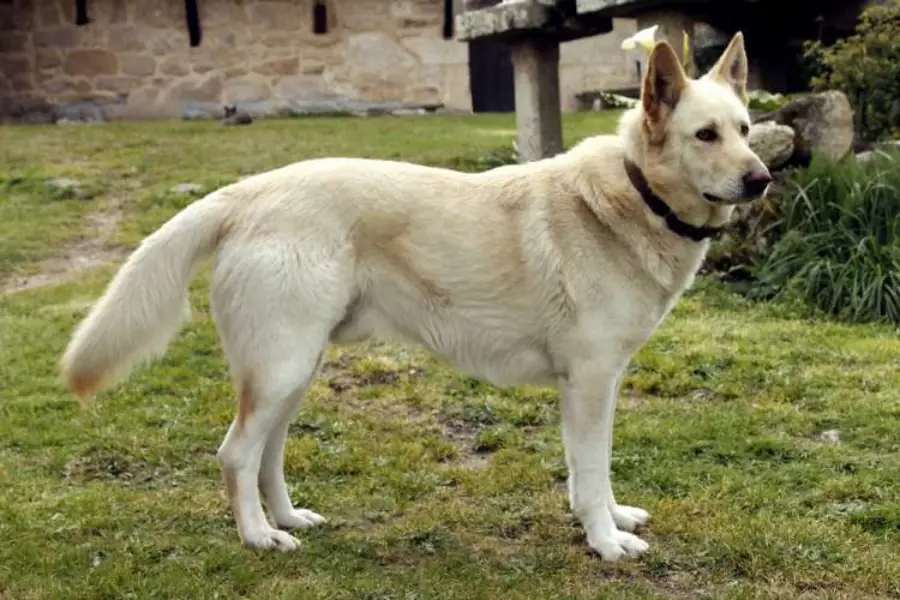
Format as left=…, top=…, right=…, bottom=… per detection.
left=803, top=0, right=900, bottom=141
left=748, top=151, right=900, bottom=325
left=747, top=89, right=787, bottom=112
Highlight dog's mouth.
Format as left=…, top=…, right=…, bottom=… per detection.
left=703, top=192, right=762, bottom=205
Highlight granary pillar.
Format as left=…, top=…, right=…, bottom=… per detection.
left=510, top=38, right=563, bottom=162
left=456, top=0, right=613, bottom=163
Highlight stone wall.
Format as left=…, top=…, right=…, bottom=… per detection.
left=0, top=0, right=638, bottom=122
left=0, top=0, right=473, bottom=121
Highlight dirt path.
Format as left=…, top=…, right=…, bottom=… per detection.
left=1, top=201, right=127, bottom=295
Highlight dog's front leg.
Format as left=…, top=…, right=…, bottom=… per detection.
left=603, top=373, right=651, bottom=533
left=560, top=367, right=649, bottom=561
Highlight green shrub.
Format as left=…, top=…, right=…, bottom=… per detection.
left=704, top=191, right=786, bottom=281
left=747, top=90, right=788, bottom=112
left=747, top=152, right=900, bottom=325
left=803, top=0, right=900, bottom=141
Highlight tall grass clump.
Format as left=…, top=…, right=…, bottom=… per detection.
left=749, top=151, right=900, bottom=325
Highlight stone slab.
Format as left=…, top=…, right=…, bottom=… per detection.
left=575, top=0, right=714, bottom=18
left=456, top=0, right=614, bottom=42
left=455, top=1, right=551, bottom=41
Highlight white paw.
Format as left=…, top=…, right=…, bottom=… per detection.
left=588, top=529, right=650, bottom=562
left=611, top=504, right=650, bottom=533
left=241, top=527, right=302, bottom=552
left=274, top=508, right=327, bottom=530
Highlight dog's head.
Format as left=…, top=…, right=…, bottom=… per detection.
left=638, top=32, right=771, bottom=204
left=223, top=105, right=237, bottom=118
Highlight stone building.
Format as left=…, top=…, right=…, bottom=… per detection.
left=0, top=0, right=639, bottom=122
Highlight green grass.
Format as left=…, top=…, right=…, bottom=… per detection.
left=2, top=113, right=900, bottom=599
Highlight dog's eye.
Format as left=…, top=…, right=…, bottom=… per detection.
left=740, top=124, right=750, bottom=137
left=695, top=128, right=718, bottom=142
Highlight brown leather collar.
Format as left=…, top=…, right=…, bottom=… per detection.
left=623, top=158, right=723, bottom=242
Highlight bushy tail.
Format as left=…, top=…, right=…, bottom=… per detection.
left=61, top=193, right=229, bottom=398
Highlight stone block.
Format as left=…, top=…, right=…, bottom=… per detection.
left=224, top=77, right=272, bottom=104
left=120, top=54, right=157, bottom=77
left=133, top=3, right=185, bottom=28
left=249, top=2, right=307, bottom=30
left=253, top=57, right=300, bottom=76
left=37, top=3, right=63, bottom=27
left=160, top=73, right=224, bottom=104
left=192, top=58, right=218, bottom=75
left=159, top=55, right=191, bottom=77
left=10, top=73, right=35, bottom=92
left=0, top=32, right=28, bottom=53
left=64, top=50, right=119, bottom=77
left=403, top=38, right=469, bottom=65
left=108, top=26, right=145, bottom=52
left=148, top=31, right=188, bottom=56
left=224, top=67, right=249, bottom=80
left=96, top=75, right=139, bottom=95
left=110, top=0, right=128, bottom=24
left=1, top=54, right=31, bottom=76
left=33, top=27, right=80, bottom=49
left=274, top=75, right=330, bottom=101
left=35, top=50, right=64, bottom=71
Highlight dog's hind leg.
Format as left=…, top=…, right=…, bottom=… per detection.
left=216, top=335, right=328, bottom=551
left=211, top=245, right=352, bottom=551
left=258, top=352, right=327, bottom=530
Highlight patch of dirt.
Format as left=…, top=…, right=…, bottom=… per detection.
left=62, top=447, right=179, bottom=486
left=1, top=203, right=127, bottom=294
left=318, top=350, right=493, bottom=468
left=439, top=420, right=491, bottom=469
left=318, top=353, right=431, bottom=423
left=320, top=351, right=426, bottom=394
left=326, top=367, right=405, bottom=393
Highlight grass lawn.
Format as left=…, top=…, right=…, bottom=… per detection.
left=1, top=113, right=899, bottom=600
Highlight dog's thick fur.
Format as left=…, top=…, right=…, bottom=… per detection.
left=61, top=34, right=769, bottom=560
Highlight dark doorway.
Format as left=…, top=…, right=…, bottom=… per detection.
left=468, top=39, right=515, bottom=113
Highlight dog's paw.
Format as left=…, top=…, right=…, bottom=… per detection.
left=588, top=529, right=650, bottom=562
left=611, top=504, right=650, bottom=533
left=275, top=508, right=326, bottom=530
left=241, top=527, right=302, bottom=552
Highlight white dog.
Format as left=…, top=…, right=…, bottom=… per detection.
left=61, top=33, right=769, bottom=561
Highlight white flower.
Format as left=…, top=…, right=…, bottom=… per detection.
left=620, top=25, right=658, bottom=52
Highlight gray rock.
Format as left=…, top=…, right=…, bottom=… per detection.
left=748, top=122, right=795, bottom=170
left=817, top=429, right=841, bottom=444
left=47, top=178, right=81, bottom=190
left=754, top=90, right=855, bottom=163
left=170, top=183, right=204, bottom=195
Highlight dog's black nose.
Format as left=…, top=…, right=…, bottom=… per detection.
left=742, top=169, right=772, bottom=198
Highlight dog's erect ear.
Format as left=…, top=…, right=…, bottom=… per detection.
left=707, top=32, right=749, bottom=104
left=642, top=41, right=689, bottom=124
